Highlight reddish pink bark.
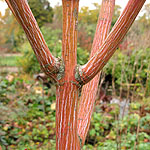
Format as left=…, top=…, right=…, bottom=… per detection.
left=56, top=83, right=80, bottom=149
left=77, top=0, right=115, bottom=145
left=56, top=0, right=80, bottom=149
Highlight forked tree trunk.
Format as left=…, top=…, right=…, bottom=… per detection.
left=5, top=0, right=146, bottom=149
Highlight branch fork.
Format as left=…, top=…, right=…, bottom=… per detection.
left=5, top=0, right=146, bottom=149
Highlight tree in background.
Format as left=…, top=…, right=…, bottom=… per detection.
left=121, top=3, right=150, bottom=51
left=0, top=0, right=53, bottom=51
left=28, top=0, right=53, bottom=27
left=78, top=4, right=121, bottom=51
left=52, top=5, right=63, bottom=30
left=111, top=5, right=121, bottom=26
left=78, top=3, right=121, bottom=26
left=0, top=8, right=22, bottom=50
left=5, top=0, right=146, bottom=149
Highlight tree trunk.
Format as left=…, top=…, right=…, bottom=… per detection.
left=56, top=0, right=81, bottom=149
left=5, top=0, right=146, bottom=149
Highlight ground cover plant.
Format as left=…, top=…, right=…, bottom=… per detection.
left=0, top=72, right=150, bottom=149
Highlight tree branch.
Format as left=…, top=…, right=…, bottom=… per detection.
left=5, top=0, right=60, bottom=81
left=75, top=0, right=146, bottom=85
left=77, top=0, right=115, bottom=145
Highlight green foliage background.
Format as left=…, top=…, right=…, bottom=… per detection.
left=28, top=0, right=53, bottom=27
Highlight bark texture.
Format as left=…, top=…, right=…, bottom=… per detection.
left=56, top=83, right=80, bottom=150
left=56, top=0, right=80, bottom=149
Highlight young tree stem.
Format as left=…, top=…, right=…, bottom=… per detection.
left=77, top=0, right=115, bottom=145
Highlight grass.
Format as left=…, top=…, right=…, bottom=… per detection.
left=0, top=55, right=21, bottom=67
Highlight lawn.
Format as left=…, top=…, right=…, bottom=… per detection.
left=0, top=55, right=21, bottom=67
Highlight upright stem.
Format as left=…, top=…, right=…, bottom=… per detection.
left=56, top=83, right=80, bottom=150
left=56, top=0, right=80, bottom=149
left=77, top=0, right=115, bottom=144
left=62, top=0, right=79, bottom=79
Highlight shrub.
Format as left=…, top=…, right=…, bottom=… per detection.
left=104, top=48, right=150, bottom=97
left=18, top=26, right=89, bottom=74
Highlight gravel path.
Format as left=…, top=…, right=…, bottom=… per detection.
left=0, top=53, right=22, bottom=73
left=0, top=67, right=19, bottom=72
left=0, top=53, right=22, bottom=57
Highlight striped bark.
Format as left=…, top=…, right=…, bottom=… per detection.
left=56, top=83, right=80, bottom=150
left=77, top=0, right=115, bottom=145
left=56, top=0, right=80, bottom=149
left=5, top=0, right=146, bottom=149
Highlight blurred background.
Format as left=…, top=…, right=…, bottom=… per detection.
left=0, top=0, right=150, bottom=149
